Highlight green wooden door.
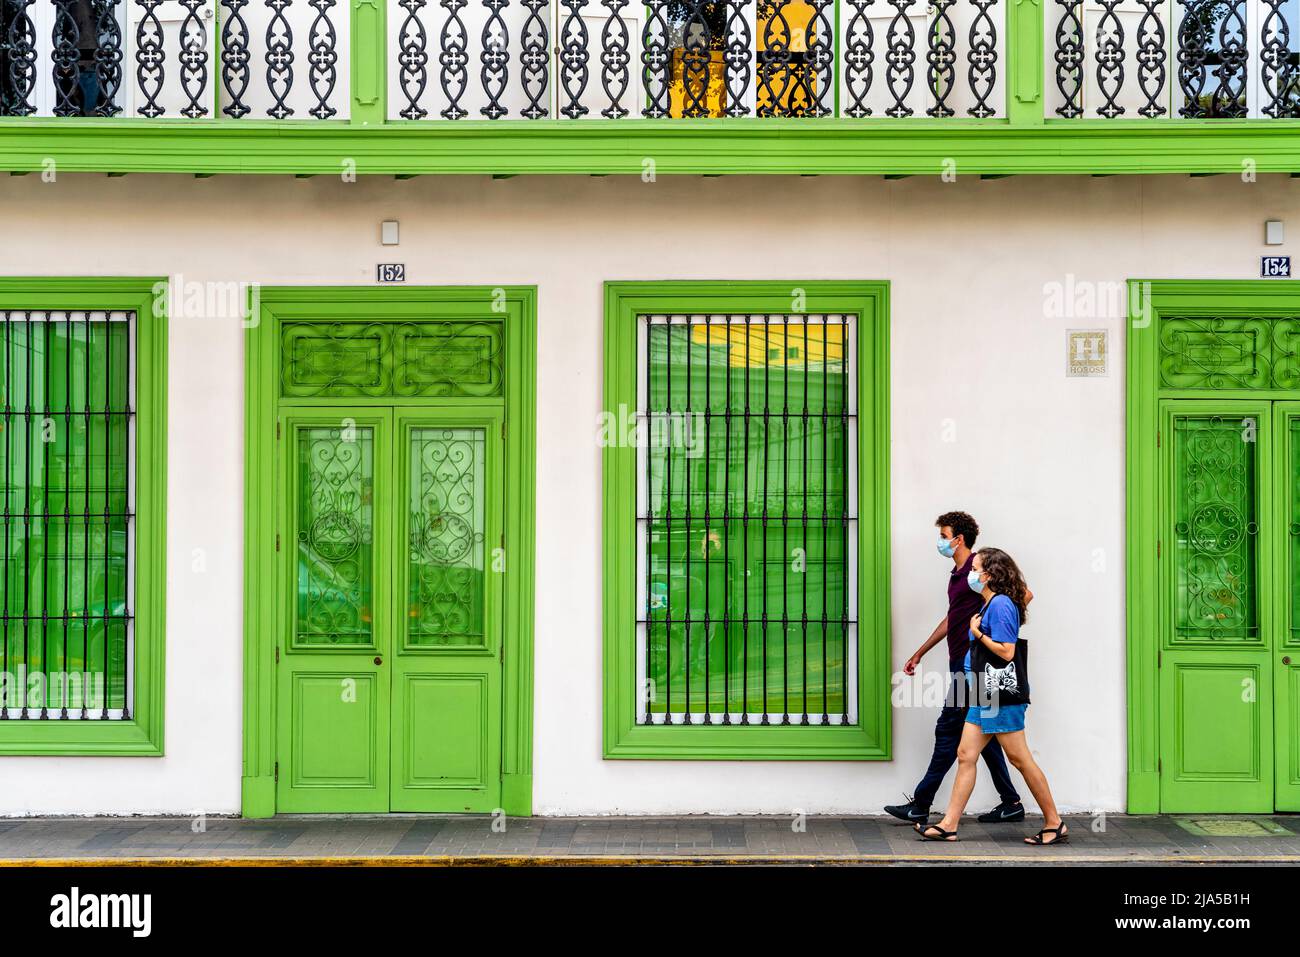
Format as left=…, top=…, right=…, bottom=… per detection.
left=277, top=410, right=393, bottom=812
left=276, top=408, right=503, bottom=813
left=1274, top=403, right=1300, bottom=811
left=390, top=410, right=502, bottom=812
left=1159, top=401, right=1275, bottom=812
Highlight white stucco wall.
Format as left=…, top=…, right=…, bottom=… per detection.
left=0, top=171, right=1294, bottom=816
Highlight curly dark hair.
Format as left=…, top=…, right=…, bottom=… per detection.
left=935, top=511, right=979, bottom=549
left=974, top=547, right=1029, bottom=624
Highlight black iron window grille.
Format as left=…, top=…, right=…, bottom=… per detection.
left=0, top=311, right=135, bottom=720
left=637, top=314, right=857, bottom=727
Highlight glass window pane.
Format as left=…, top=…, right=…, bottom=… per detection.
left=1172, top=414, right=1259, bottom=642
left=641, top=314, right=854, bottom=724
left=407, top=427, right=486, bottom=647
left=1, top=313, right=133, bottom=718
left=295, top=425, right=376, bottom=646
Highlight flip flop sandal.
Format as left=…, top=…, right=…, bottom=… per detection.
left=916, top=824, right=959, bottom=842
left=1025, top=825, right=1070, bottom=846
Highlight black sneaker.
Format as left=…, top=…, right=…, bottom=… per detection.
left=883, top=798, right=931, bottom=824
left=978, top=801, right=1025, bottom=823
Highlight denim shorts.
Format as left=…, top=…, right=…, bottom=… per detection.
left=965, top=703, right=1027, bottom=734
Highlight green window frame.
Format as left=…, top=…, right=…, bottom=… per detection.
left=0, top=279, right=166, bottom=755
left=603, top=281, right=890, bottom=760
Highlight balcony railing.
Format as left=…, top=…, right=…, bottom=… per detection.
left=0, top=0, right=1295, bottom=121
left=1048, top=0, right=1300, bottom=118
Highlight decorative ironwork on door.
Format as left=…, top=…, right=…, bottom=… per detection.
left=1171, top=414, right=1260, bottom=643
left=295, top=424, right=376, bottom=646
left=407, top=427, right=486, bottom=646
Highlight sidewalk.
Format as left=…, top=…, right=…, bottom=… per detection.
left=2, top=813, right=1298, bottom=864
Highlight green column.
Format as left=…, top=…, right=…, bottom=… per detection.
left=1007, top=0, right=1045, bottom=126
left=352, top=0, right=387, bottom=126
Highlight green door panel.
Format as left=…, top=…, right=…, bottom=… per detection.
left=1277, top=661, right=1300, bottom=811
left=390, top=664, right=501, bottom=810
left=277, top=410, right=393, bottom=813
left=1159, top=401, right=1274, bottom=813
left=1274, top=404, right=1300, bottom=810
left=1159, top=656, right=1273, bottom=813
left=286, top=670, right=388, bottom=791
left=390, top=411, right=502, bottom=812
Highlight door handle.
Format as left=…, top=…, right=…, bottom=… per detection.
left=374, top=656, right=383, bottom=666
left=1284, top=656, right=1292, bottom=666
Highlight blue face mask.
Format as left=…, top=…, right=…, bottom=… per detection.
left=968, top=569, right=985, bottom=593
left=937, top=537, right=956, bottom=558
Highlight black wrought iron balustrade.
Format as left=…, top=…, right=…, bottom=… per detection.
left=390, top=0, right=1008, bottom=119
left=1049, top=0, right=1300, bottom=118
left=0, top=0, right=349, bottom=117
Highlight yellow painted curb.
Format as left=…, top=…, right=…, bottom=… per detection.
left=1, top=853, right=1297, bottom=866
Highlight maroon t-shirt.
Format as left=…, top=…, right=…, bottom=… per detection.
left=945, top=554, right=983, bottom=667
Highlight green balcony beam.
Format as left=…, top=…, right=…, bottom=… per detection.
left=2, top=119, right=1300, bottom=177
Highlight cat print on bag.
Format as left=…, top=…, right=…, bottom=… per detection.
left=983, top=661, right=1019, bottom=697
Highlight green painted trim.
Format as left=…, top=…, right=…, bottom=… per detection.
left=1126, top=280, right=1300, bottom=813
left=0, top=278, right=167, bottom=755
left=351, top=0, right=386, bottom=126
left=241, top=286, right=536, bottom=816
left=1007, top=0, right=1044, bottom=127
left=3, top=120, right=1300, bottom=176
left=241, top=775, right=275, bottom=819
left=602, top=281, right=891, bottom=760
left=500, top=773, right=532, bottom=817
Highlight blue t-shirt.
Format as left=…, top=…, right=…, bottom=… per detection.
left=964, top=593, right=1020, bottom=673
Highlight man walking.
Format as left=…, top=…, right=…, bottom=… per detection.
left=884, top=511, right=1025, bottom=825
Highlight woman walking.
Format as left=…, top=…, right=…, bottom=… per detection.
left=915, top=547, right=1068, bottom=846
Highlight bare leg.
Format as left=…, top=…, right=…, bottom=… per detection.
left=996, top=730, right=1066, bottom=842
left=925, top=721, right=989, bottom=837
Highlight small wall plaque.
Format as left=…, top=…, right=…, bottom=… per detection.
left=376, top=264, right=406, bottom=283
left=1067, top=329, right=1108, bottom=378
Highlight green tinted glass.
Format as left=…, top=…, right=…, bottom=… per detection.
left=295, top=425, right=376, bottom=646
left=642, top=317, right=852, bottom=722
left=1, top=314, right=132, bottom=716
left=407, top=427, right=486, bottom=646
left=1172, top=414, right=1259, bottom=642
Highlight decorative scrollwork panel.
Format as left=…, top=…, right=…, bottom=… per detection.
left=1159, top=315, right=1300, bottom=390
left=281, top=321, right=506, bottom=399
left=1172, top=414, right=1260, bottom=643
left=406, top=427, right=486, bottom=647
left=295, top=425, right=376, bottom=646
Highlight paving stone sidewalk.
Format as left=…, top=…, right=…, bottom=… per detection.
left=0, top=813, right=1297, bottom=864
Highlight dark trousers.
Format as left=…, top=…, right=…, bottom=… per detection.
left=912, top=671, right=1020, bottom=810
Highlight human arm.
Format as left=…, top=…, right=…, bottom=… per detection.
left=969, top=598, right=1019, bottom=662
left=904, top=617, right=949, bottom=675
